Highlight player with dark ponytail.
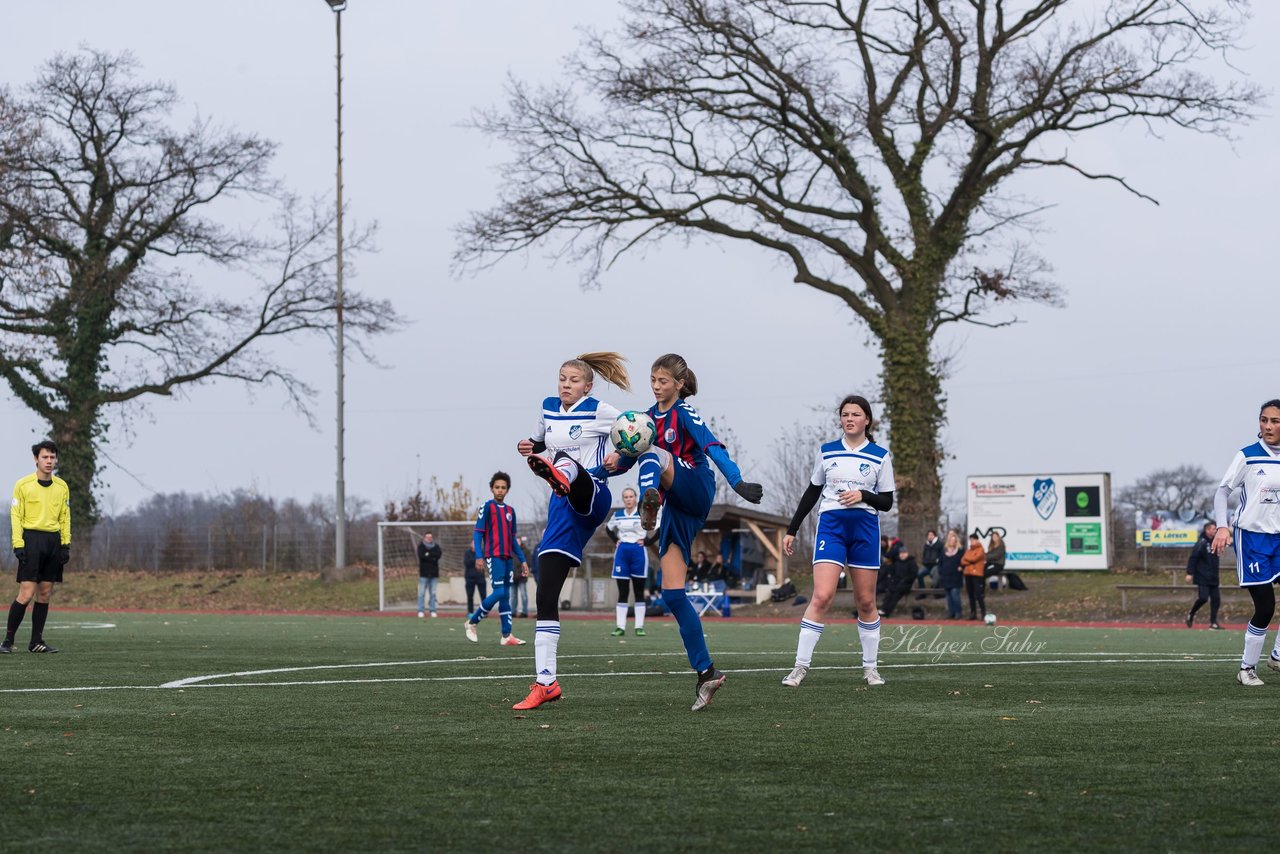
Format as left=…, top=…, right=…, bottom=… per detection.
left=606, top=353, right=763, bottom=711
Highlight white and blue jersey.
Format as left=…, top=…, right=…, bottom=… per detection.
left=533, top=395, right=620, bottom=471
left=1216, top=441, right=1280, bottom=585
left=811, top=437, right=894, bottom=570
left=607, top=508, right=650, bottom=579
left=534, top=394, right=620, bottom=566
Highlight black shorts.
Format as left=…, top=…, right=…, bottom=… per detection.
left=17, top=530, right=63, bottom=584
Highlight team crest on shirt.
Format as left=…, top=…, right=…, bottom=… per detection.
left=859, top=463, right=872, bottom=476
left=1032, top=478, right=1058, bottom=520
left=505, top=510, right=513, bottom=521
left=569, top=425, right=582, bottom=439
left=664, top=428, right=676, bottom=443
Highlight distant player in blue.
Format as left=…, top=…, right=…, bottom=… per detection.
left=513, top=353, right=630, bottom=711
left=780, top=395, right=895, bottom=689
left=464, top=472, right=529, bottom=646
left=1212, top=399, right=1280, bottom=687
left=607, top=353, right=763, bottom=712
left=605, top=486, right=656, bottom=637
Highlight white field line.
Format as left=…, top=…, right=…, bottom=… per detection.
left=0, top=652, right=1242, bottom=694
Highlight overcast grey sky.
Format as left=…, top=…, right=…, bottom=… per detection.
left=2, top=1, right=1277, bottom=524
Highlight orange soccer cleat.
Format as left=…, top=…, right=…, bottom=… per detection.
left=513, top=681, right=562, bottom=710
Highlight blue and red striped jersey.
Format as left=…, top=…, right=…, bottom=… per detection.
left=647, top=399, right=723, bottom=469
left=473, top=500, right=521, bottom=559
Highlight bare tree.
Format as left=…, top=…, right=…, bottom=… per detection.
left=0, top=50, right=402, bottom=527
left=1115, top=465, right=1217, bottom=523
left=456, top=0, right=1263, bottom=548
left=764, top=420, right=832, bottom=551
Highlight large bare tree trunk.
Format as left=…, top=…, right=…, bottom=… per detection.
left=881, top=312, right=943, bottom=551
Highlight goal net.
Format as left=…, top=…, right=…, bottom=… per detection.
left=376, top=521, right=479, bottom=612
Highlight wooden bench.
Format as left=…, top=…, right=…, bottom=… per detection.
left=1114, top=584, right=1251, bottom=611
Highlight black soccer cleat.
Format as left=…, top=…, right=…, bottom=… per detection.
left=28, top=641, right=59, bottom=654
left=0, top=640, right=13, bottom=655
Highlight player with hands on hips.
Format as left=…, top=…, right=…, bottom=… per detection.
left=514, top=353, right=630, bottom=710
left=603, top=353, right=763, bottom=711
left=1211, top=399, right=1280, bottom=686
left=780, top=395, right=895, bottom=689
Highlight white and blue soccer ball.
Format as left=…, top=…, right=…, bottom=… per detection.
left=610, top=411, right=657, bottom=457
left=984, top=612, right=998, bottom=626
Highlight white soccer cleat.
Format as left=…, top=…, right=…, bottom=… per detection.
left=417, top=611, right=425, bottom=619
left=464, top=621, right=478, bottom=643
left=1267, top=656, right=1280, bottom=673
left=781, top=665, right=808, bottom=687
left=1237, top=666, right=1264, bottom=687
left=500, top=635, right=527, bottom=646
left=863, top=667, right=886, bottom=686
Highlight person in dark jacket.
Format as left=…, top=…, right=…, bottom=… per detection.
left=1185, top=522, right=1223, bottom=629
left=936, top=530, right=964, bottom=619
left=416, top=532, right=443, bottom=618
left=879, top=546, right=919, bottom=619
left=918, top=529, right=942, bottom=587
left=463, top=545, right=486, bottom=614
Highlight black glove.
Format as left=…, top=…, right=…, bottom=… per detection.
left=59, top=546, right=70, bottom=566
left=14, top=548, right=25, bottom=567
left=733, top=481, right=764, bottom=504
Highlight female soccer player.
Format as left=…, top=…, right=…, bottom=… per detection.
left=513, top=353, right=629, bottom=710
left=607, top=353, right=763, bottom=712
left=1211, top=399, right=1280, bottom=686
left=605, top=486, right=654, bottom=637
left=779, top=395, right=894, bottom=688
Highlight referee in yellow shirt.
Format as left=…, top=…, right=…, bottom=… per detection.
left=4, top=440, right=71, bottom=654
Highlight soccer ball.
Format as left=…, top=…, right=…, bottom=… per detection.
left=610, top=411, right=657, bottom=457
left=984, top=613, right=998, bottom=626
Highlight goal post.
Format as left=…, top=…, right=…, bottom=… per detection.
left=376, top=520, right=477, bottom=612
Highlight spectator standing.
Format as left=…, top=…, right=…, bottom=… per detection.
left=985, top=530, right=1007, bottom=590
left=1185, top=522, right=1222, bottom=630
left=936, top=530, right=964, bottom=619
left=512, top=536, right=532, bottom=619
left=919, top=530, right=942, bottom=588
left=960, top=534, right=987, bottom=621
left=4, top=440, right=71, bottom=654
left=463, top=545, right=486, bottom=614
left=416, top=533, right=442, bottom=618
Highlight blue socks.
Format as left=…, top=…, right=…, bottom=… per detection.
left=637, top=450, right=662, bottom=495
left=662, top=588, right=711, bottom=672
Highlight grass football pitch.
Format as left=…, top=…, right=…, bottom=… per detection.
left=0, top=612, right=1266, bottom=852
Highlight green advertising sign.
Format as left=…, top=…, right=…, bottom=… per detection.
left=1066, top=522, right=1102, bottom=555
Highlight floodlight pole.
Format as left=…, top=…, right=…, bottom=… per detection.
left=326, top=0, right=348, bottom=569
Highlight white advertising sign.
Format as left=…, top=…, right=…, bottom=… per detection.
left=966, top=473, right=1112, bottom=570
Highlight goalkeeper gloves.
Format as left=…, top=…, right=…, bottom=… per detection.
left=733, top=481, right=764, bottom=504
left=14, top=548, right=25, bottom=566
left=59, top=546, right=71, bottom=566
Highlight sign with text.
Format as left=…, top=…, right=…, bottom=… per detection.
left=967, top=473, right=1112, bottom=570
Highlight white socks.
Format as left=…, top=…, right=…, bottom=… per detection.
left=857, top=617, right=881, bottom=669
left=795, top=619, right=823, bottom=667
left=535, top=620, right=560, bottom=685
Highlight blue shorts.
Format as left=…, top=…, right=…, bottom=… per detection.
left=612, top=541, right=649, bottom=579
left=657, top=461, right=715, bottom=566
left=539, top=476, right=612, bottom=565
left=1236, top=528, right=1280, bottom=586
left=485, top=557, right=513, bottom=586
left=813, top=509, right=880, bottom=570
